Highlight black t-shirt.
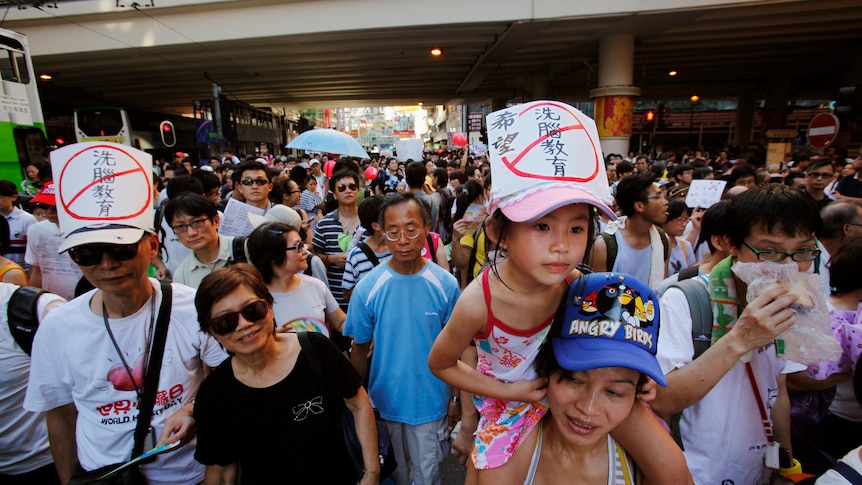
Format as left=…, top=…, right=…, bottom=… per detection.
left=194, top=333, right=362, bottom=484
left=835, top=174, right=862, bottom=198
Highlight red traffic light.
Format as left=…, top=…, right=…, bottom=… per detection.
left=159, top=120, right=176, bottom=147
left=645, top=111, right=655, bottom=122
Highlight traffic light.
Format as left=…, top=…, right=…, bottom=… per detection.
left=644, top=110, right=655, bottom=131
left=159, top=120, right=176, bottom=147
left=656, top=104, right=668, bottom=130
left=834, top=85, right=862, bottom=120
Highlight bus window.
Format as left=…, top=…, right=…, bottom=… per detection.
left=76, top=109, right=125, bottom=137
left=14, top=126, right=47, bottom=173
left=0, top=49, right=29, bottom=84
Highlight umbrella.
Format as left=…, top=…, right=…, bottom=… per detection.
left=286, top=128, right=370, bottom=159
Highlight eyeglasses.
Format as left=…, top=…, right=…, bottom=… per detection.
left=384, top=227, right=422, bottom=241
left=742, top=240, right=821, bottom=262
left=646, top=194, right=666, bottom=200
left=337, top=183, right=358, bottom=193
left=207, top=299, right=269, bottom=336
left=288, top=190, right=302, bottom=195
left=68, top=238, right=144, bottom=266
left=807, top=172, right=833, bottom=179
left=285, top=241, right=306, bottom=253
left=241, top=178, right=269, bottom=186
left=171, top=218, right=210, bottom=234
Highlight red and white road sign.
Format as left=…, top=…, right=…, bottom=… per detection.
left=808, top=113, right=840, bottom=149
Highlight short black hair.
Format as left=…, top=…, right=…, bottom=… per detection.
left=378, top=192, right=430, bottom=227
left=191, top=170, right=221, bottom=193
left=358, top=194, right=385, bottom=232
left=234, top=161, right=271, bottom=182
left=615, top=161, right=635, bottom=176
left=164, top=162, right=188, bottom=176
left=724, top=184, right=821, bottom=248
left=405, top=162, right=426, bottom=189
left=328, top=170, right=358, bottom=192
left=728, top=165, right=755, bottom=186
left=0, top=180, right=17, bottom=197
left=165, top=175, right=204, bottom=199
left=806, top=158, right=835, bottom=174
left=433, top=167, right=448, bottom=189
left=696, top=200, right=730, bottom=254
left=246, top=222, right=299, bottom=284
left=829, top=236, right=862, bottom=295
left=615, top=172, right=655, bottom=217
left=164, top=193, right=217, bottom=226
left=692, top=167, right=713, bottom=180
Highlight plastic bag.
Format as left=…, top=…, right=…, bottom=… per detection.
left=732, top=261, right=842, bottom=365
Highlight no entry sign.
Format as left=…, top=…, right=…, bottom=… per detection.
left=808, top=113, right=840, bottom=149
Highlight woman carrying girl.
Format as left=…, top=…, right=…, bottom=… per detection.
left=429, top=100, right=689, bottom=484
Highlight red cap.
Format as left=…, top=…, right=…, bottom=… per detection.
left=30, top=182, right=56, bottom=206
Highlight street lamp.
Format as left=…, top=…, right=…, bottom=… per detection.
left=689, top=96, right=699, bottom=147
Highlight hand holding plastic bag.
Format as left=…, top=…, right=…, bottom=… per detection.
left=733, top=261, right=842, bottom=365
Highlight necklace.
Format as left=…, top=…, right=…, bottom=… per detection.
left=341, top=212, right=360, bottom=236
left=102, top=289, right=157, bottom=401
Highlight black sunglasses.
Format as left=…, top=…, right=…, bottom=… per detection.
left=241, top=178, right=269, bottom=186
left=337, top=183, right=358, bottom=193
left=68, top=239, right=144, bottom=266
left=208, top=299, right=269, bottom=336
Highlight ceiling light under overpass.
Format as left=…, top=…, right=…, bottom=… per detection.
left=430, top=48, right=442, bottom=56
left=39, top=74, right=52, bottom=80
left=668, top=70, right=678, bottom=77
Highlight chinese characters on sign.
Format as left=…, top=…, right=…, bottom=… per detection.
left=92, top=150, right=117, bottom=217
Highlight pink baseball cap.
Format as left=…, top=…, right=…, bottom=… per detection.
left=490, top=182, right=615, bottom=222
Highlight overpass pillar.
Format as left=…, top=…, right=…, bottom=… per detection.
left=760, top=77, right=792, bottom=144
left=735, top=94, right=756, bottom=147
left=589, top=34, right=640, bottom=158
left=525, top=72, right=550, bottom=100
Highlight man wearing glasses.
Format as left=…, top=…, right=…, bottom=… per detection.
left=344, top=192, right=460, bottom=485
left=651, top=184, right=820, bottom=485
left=165, top=193, right=236, bottom=289
left=24, top=170, right=228, bottom=484
left=234, top=160, right=273, bottom=213
left=801, top=159, right=836, bottom=210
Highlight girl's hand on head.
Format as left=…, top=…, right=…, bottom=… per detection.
left=636, top=377, right=657, bottom=403
left=506, top=377, right=548, bottom=403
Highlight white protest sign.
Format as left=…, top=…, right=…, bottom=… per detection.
left=685, top=179, right=727, bottom=209
left=51, top=142, right=153, bottom=236
left=219, top=198, right=265, bottom=236
left=485, top=100, right=612, bottom=206
left=395, top=139, right=423, bottom=162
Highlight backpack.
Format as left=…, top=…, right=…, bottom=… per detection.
left=230, top=236, right=249, bottom=264
left=7, top=286, right=48, bottom=356
left=599, top=227, right=669, bottom=271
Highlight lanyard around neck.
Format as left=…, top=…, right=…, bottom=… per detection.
left=102, top=290, right=157, bottom=401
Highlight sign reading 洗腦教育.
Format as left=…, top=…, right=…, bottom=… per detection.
left=51, top=142, right=154, bottom=237
left=685, top=179, right=726, bottom=209
left=485, top=100, right=612, bottom=206
left=395, top=139, right=423, bottom=162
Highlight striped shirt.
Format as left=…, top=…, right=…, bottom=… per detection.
left=342, top=245, right=392, bottom=291
left=312, top=210, right=350, bottom=309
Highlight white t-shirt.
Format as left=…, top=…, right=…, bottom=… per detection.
left=657, top=286, right=804, bottom=485
left=0, top=284, right=66, bottom=474
left=24, top=280, right=228, bottom=485
left=817, top=446, right=862, bottom=484
left=4, top=206, right=36, bottom=267
left=25, top=220, right=84, bottom=300
left=271, top=275, right=339, bottom=336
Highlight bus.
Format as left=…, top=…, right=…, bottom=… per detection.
left=73, top=107, right=133, bottom=145
left=0, top=28, right=48, bottom=186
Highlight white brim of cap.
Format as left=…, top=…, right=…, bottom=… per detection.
left=495, top=185, right=616, bottom=222
left=58, top=227, right=149, bottom=253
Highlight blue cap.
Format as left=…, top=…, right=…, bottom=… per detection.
left=552, top=272, right=666, bottom=386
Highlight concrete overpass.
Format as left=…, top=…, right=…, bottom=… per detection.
left=2, top=0, right=860, bottom=120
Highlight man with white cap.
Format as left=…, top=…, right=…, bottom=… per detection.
left=24, top=143, right=228, bottom=485
left=24, top=182, right=83, bottom=300
left=310, top=158, right=328, bottom=200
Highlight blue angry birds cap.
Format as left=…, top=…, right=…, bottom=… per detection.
left=552, top=272, right=666, bottom=386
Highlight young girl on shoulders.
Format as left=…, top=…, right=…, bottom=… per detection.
left=429, top=100, right=690, bottom=485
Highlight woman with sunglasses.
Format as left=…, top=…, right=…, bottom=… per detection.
left=247, top=221, right=345, bottom=337
left=312, top=170, right=362, bottom=310
left=193, top=264, right=379, bottom=485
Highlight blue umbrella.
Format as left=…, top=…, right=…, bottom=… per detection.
left=286, top=128, right=370, bottom=159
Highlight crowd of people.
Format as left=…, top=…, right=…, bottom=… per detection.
left=1, top=103, right=862, bottom=485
